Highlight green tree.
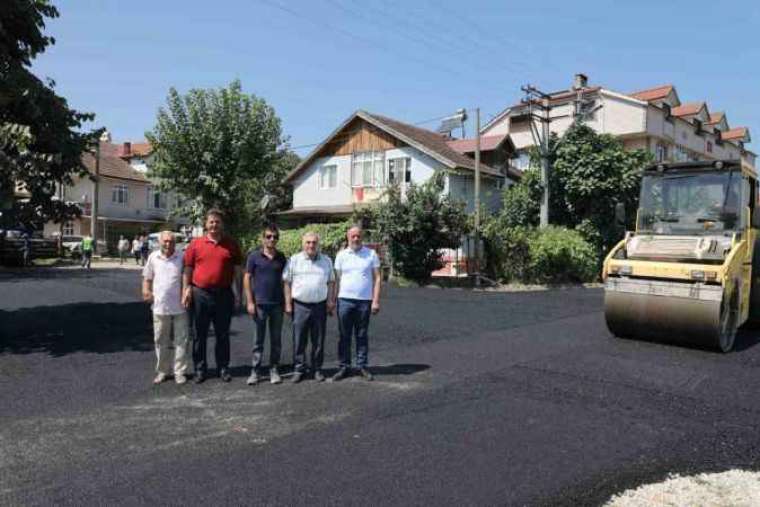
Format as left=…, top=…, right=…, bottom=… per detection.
left=371, top=173, right=470, bottom=285
left=146, top=80, right=294, bottom=235
left=1, top=0, right=99, bottom=230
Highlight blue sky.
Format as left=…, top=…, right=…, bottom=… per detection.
left=32, top=0, right=760, bottom=155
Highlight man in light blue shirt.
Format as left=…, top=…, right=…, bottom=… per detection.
left=283, top=231, right=336, bottom=383
left=332, top=225, right=381, bottom=382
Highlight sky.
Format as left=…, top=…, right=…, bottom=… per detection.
left=32, top=0, right=760, bottom=156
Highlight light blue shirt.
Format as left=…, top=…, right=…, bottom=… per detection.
left=283, top=252, right=335, bottom=303
left=334, top=246, right=380, bottom=300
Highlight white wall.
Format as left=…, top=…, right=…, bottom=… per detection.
left=447, top=173, right=502, bottom=213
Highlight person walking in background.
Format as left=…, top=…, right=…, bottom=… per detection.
left=21, top=232, right=32, bottom=267
left=244, top=224, right=287, bottom=386
left=117, top=235, right=130, bottom=265
left=332, top=226, right=382, bottom=382
left=81, top=234, right=93, bottom=269
left=182, top=209, right=243, bottom=384
left=140, top=234, right=150, bottom=266
left=283, top=232, right=336, bottom=383
left=143, top=231, right=189, bottom=385
left=132, top=236, right=142, bottom=265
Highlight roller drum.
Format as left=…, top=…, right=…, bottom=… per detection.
left=604, top=277, right=725, bottom=349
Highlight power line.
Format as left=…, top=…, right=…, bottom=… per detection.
left=255, top=0, right=466, bottom=78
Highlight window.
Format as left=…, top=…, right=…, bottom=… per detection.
left=351, top=151, right=385, bottom=187
left=706, top=141, right=713, bottom=153
left=656, top=144, right=668, bottom=162
left=388, top=157, right=412, bottom=185
left=147, top=186, right=167, bottom=209
left=62, top=222, right=74, bottom=236
left=513, top=151, right=531, bottom=171
left=112, top=184, right=128, bottom=205
left=319, top=165, right=337, bottom=189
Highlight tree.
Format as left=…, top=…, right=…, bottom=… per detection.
left=146, top=80, right=294, bottom=235
left=1, top=0, right=99, bottom=230
left=491, top=122, right=651, bottom=257
left=371, top=173, right=470, bottom=285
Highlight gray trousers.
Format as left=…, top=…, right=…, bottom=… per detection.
left=292, top=300, right=326, bottom=373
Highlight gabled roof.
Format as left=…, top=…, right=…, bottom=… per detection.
left=446, top=134, right=512, bottom=154
left=629, top=84, right=678, bottom=103
left=671, top=102, right=707, bottom=118
left=707, top=112, right=725, bottom=125
left=721, top=127, right=751, bottom=143
left=81, top=142, right=149, bottom=183
left=285, top=110, right=503, bottom=183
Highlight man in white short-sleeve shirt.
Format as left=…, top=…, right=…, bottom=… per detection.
left=142, top=231, right=189, bottom=385
left=283, top=231, right=336, bottom=383
left=331, top=225, right=382, bottom=382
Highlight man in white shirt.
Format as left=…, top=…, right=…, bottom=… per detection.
left=142, top=231, right=189, bottom=384
left=332, top=225, right=381, bottom=381
left=283, top=231, right=336, bottom=383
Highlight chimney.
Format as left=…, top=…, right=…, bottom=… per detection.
left=123, top=142, right=132, bottom=157
left=573, top=73, right=588, bottom=90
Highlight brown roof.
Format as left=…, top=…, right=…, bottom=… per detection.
left=446, top=135, right=510, bottom=154
left=122, top=142, right=153, bottom=158
left=285, top=111, right=505, bottom=183
left=81, top=142, right=149, bottom=183
left=721, top=127, right=750, bottom=142
left=671, top=102, right=705, bottom=117
left=707, top=112, right=725, bottom=125
left=629, top=84, right=674, bottom=102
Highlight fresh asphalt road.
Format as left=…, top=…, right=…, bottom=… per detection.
left=2, top=267, right=760, bottom=506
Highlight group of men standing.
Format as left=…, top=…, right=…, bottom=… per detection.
left=142, top=208, right=382, bottom=386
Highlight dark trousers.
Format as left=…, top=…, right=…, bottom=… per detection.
left=192, top=286, right=234, bottom=373
left=292, top=300, right=326, bottom=373
left=252, top=303, right=283, bottom=371
left=337, top=298, right=371, bottom=369
left=81, top=250, right=92, bottom=268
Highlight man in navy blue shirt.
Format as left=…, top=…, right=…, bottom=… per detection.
left=244, top=224, right=287, bottom=385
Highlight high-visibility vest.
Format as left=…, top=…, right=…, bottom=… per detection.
left=82, top=237, right=93, bottom=251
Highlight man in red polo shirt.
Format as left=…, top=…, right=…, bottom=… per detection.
left=182, top=209, right=243, bottom=384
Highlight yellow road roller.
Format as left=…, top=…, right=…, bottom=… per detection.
left=603, top=159, right=760, bottom=352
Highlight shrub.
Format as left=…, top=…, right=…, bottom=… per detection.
left=526, top=226, right=598, bottom=284
left=240, top=220, right=353, bottom=259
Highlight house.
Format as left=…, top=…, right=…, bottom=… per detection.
left=279, top=110, right=519, bottom=226
left=482, top=74, right=755, bottom=170
left=43, top=132, right=188, bottom=251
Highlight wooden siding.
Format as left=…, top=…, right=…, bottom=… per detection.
left=320, top=118, right=403, bottom=157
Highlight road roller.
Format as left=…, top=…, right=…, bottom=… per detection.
left=602, top=159, right=760, bottom=352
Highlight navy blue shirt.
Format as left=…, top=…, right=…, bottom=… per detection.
left=246, top=248, right=287, bottom=304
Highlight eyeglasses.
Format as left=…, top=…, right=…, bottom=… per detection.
left=265, top=234, right=279, bottom=240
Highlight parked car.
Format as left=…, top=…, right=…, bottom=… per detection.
left=60, top=235, right=84, bottom=257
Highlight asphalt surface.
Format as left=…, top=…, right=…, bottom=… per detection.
left=2, top=266, right=760, bottom=506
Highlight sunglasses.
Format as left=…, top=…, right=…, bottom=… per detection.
left=265, top=234, right=279, bottom=240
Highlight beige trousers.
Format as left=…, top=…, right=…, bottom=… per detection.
left=153, top=312, right=190, bottom=376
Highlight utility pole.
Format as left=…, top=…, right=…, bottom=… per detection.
left=473, top=108, right=481, bottom=287
left=521, top=85, right=553, bottom=227
left=90, top=139, right=100, bottom=253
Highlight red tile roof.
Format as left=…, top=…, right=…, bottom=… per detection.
left=629, top=84, right=674, bottom=102
left=707, top=112, right=725, bottom=125
left=81, top=142, right=149, bottom=183
left=671, top=102, right=705, bottom=117
left=446, top=135, right=509, bottom=153
left=721, top=127, right=749, bottom=141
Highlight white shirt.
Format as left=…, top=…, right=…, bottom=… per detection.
left=118, top=239, right=130, bottom=252
left=283, top=252, right=335, bottom=304
left=143, top=250, right=184, bottom=315
left=335, top=246, right=380, bottom=300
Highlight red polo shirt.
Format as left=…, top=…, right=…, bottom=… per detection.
left=183, top=235, right=242, bottom=289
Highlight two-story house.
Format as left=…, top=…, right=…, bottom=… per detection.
left=279, top=110, right=519, bottom=225
left=483, top=74, right=755, bottom=170
left=43, top=133, right=187, bottom=251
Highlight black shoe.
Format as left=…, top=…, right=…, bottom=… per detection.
left=331, top=368, right=349, bottom=382
left=359, top=368, right=374, bottom=381
left=219, top=369, right=232, bottom=383
left=292, top=371, right=304, bottom=384
left=314, top=370, right=325, bottom=382
left=194, top=371, right=206, bottom=384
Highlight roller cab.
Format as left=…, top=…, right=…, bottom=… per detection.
left=603, top=160, right=760, bottom=352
